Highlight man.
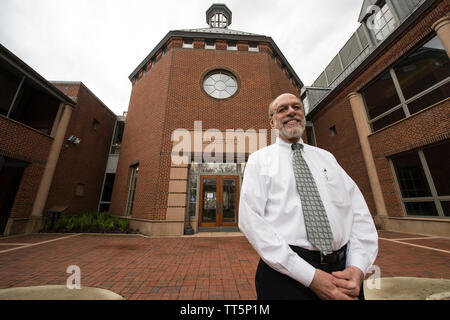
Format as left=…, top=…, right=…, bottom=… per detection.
left=238, top=93, right=378, bottom=300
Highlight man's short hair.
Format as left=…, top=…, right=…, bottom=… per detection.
left=268, top=99, right=277, bottom=118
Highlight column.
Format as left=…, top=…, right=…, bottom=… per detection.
left=348, top=92, right=387, bottom=218
left=49, top=102, right=65, bottom=137
left=30, top=104, right=73, bottom=219
left=432, top=15, right=450, bottom=58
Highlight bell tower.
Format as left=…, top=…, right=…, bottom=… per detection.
left=206, top=4, right=232, bottom=28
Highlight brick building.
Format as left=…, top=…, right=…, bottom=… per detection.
left=109, top=4, right=310, bottom=235
left=0, top=44, right=116, bottom=236
left=303, top=0, right=449, bottom=236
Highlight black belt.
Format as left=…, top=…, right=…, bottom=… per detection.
left=289, top=244, right=347, bottom=265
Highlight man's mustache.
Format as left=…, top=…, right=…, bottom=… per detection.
left=282, top=117, right=303, bottom=124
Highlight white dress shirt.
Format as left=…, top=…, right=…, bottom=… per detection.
left=238, top=137, right=378, bottom=287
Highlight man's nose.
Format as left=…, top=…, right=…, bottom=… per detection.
left=286, top=105, right=300, bottom=115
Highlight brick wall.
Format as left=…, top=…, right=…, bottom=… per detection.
left=110, top=49, right=173, bottom=220
left=46, top=83, right=116, bottom=214
left=0, top=115, right=52, bottom=219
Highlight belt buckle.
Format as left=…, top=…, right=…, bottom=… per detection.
left=320, top=251, right=336, bottom=265
left=320, top=252, right=328, bottom=265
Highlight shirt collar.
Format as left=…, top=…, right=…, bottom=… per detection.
left=276, top=137, right=304, bottom=149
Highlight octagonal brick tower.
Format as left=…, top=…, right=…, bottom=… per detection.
left=110, top=4, right=304, bottom=236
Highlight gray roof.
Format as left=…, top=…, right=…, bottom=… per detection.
left=179, top=27, right=262, bottom=37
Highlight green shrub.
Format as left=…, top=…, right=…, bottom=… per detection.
left=116, top=218, right=129, bottom=232
left=41, top=211, right=137, bottom=234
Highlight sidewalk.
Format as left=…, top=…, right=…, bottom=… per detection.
left=0, top=230, right=448, bottom=300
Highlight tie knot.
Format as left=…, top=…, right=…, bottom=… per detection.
left=291, top=143, right=302, bottom=151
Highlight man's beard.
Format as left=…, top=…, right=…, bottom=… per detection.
left=274, top=118, right=306, bottom=140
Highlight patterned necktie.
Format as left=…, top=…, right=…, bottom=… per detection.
left=291, top=143, right=333, bottom=254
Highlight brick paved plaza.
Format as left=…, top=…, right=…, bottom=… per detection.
left=0, top=231, right=449, bottom=300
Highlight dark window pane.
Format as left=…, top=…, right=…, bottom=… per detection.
left=222, top=179, right=237, bottom=223
left=404, top=201, right=438, bottom=217
left=371, top=107, right=406, bottom=131
left=407, top=82, right=450, bottom=115
left=362, top=70, right=401, bottom=120
left=394, top=35, right=450, bottom=100
left=306, top=126, right=316, bottom=146
left=101, top=173, right=116, bottom=202
left=188, top=202, right=196, bottom=217
left=0, top=60, right=21, bottom=116
left=110, top=121, right=124, bottom=154
left=440, top=201, right=450, bottom=217
left=8, top=79, right=59, bottom=134
left=202, top=178, right=217, bottom=223
left=188, top=173, right=197, bottom=217
left=423, top=142, right=450, bottom=196
left=392, top=151, right=431, bottom=198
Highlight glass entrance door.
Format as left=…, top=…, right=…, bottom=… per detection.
left=200, top=177, right=218, bottom=225
left=199, top=176, right=239, bottom=227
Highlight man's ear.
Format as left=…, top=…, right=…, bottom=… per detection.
left=269, top=117, right=275, bottom=129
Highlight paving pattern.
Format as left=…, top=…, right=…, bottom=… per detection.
left=0, top=230, right=448, bottom=300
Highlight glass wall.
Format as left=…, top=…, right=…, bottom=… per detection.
left=361, top=34, right=449, bottom=132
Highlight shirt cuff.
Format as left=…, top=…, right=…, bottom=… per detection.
left=289, top=256, right=316, bottom=287
left=346, top=253, right=370, bottom=275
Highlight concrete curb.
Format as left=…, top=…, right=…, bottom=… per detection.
left=364, top=277, right=450, bottom=300
left=0, top=285, right=124, bottom=300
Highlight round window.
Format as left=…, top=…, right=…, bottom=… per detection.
left=203, top=70, right=238, bottom=99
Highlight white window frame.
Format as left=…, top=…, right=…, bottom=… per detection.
left=389, top=147, right=449, bottom=218
left=182, top=40, right=194, bottom=49
left=125, top=164, right=139, bottom=216
left=227, top=42, right=237, bottom=51
left=205, top=41, right=216, bottom=50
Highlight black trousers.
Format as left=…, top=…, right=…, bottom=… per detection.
left=255, top=246, right=365, bottom=300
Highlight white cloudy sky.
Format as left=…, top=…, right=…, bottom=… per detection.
left=0, top=0, right=363, bottom=115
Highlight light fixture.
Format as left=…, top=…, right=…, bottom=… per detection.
left=67, top=135, right=81, bottom=145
